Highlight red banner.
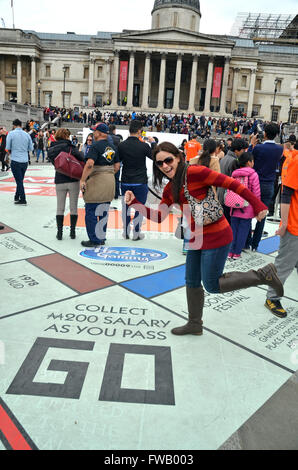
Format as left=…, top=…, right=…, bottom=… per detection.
left=212, top=67, right=223, bottom=99
left=119, top=61, right=128, bottom=92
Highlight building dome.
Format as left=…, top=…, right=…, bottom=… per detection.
left=152, top=0, right=201, bottom=32
left=152, top=0, right=201, bottom=15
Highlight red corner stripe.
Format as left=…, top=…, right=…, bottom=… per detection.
left=0, top=400, right=36, bottom=450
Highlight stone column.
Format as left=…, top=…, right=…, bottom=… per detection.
left=127, top=51, right=135, bottom=108
left=105, top=59, right=112, bottom=103
left=203, top=55, right=214, bottom=114
left=188, top=54, right=199, bottom=113
left=111, top=51, right=120, bottom=107
left=88, top=58, right=95, bottom=107
left=157, top=52, right=167, bottom=110
left=30, top=57, right=36, bottom=106
left=142, top=52, right=151, bottom=109
left=231, top=67, right=240, bottom=113
left=219, top=56, right=230, bottom=115
left=173, top=53, right=183, bottom=111
left=247, top=68, right=257, bottom=118
left=17, top=56, right=22, bottom=104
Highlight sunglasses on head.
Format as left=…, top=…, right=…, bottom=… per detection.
left=155, top=156, right=174, bottom=167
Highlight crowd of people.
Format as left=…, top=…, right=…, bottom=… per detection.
left=1, top=113, right=297, bottom=334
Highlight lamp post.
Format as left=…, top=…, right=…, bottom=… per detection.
left=62, top=66, right=67, bottom=108
left=37, top=80, right=41, bottom=107
left=271, top=78, right=278, bottom=122
left=288, top=97, right=294, bottom=124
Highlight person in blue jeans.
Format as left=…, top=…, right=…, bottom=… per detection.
left=118, top=120, right=155, bottom=241
left=247, top=123, right=283, bottom=250
left=6, top=119, right=33, bottom=205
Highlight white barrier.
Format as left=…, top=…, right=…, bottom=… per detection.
left=82, top=128, right=186, bottom=191
left=83, top=128, right=186, bottom=148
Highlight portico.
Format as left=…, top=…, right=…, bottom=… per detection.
left=110, top=28, right=234, bottom=114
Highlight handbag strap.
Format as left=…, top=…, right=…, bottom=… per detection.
left=183, top=164, right=190, bottom=199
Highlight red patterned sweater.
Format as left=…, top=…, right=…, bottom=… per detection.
left=130, top=165, right=267, bottom=250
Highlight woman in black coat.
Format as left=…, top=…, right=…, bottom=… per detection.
left=47, top=128, right=84, bottom=240
left=0, top=128, right=9, bottom=171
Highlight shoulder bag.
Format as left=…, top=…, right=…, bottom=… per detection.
left=54, top=149, right=85, bottom=180
left=184, top=166, right=224, bottom=226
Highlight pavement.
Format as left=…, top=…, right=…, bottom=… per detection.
left=0, top=163, right=297, bottom=451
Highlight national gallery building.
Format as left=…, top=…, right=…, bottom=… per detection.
left=0, top=0, right=297, bottom=122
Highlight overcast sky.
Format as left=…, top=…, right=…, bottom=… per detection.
left=1, top=0, right=297, bottom=36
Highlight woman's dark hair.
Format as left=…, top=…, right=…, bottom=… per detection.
left=152, top=142, right=186, bottom=203
left=232, top=151, right=254, bottom=172
left=85, top=133, right=93, bottom=145
left=198, top=139, right=217, bottom=168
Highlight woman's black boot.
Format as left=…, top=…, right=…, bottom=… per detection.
left=56, top=215, right=64, bottom=240
left=70, top=214, right=78, bottom=239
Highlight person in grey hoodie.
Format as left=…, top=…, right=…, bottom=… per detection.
left=217, top=138, right=247, bottom=223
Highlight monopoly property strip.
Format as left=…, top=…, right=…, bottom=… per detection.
left=28, top=254, right=115, bottom=294
left=0, top=397, right=38, bottom=450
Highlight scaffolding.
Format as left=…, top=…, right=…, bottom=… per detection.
left=230, top=12, right=296, bottom=42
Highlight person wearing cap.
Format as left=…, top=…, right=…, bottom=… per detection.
left=80, top=123, right=120, bottom=247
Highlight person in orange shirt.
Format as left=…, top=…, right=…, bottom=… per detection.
left=281, top=139, right=298, bottom=186
left=184, top=137, right=202, bottom=162
left=265, top=145, right=298, bottom=318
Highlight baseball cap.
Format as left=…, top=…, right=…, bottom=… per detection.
left=91, top=123, right=109, bottom=134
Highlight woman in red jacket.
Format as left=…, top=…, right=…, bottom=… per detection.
left=124, top=142, right=283, bottom=337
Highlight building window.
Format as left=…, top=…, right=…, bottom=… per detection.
left=97, top=66, right=103, bottom=78
left=237, top=103, right=246, bottom=114
left=95, top=94, right=102, bottom=107
left=84, top=66, right=89, bottom=79
left=9, top=91, right=17, bottom=102
left=271, top=107, right=280, bottom=122
left=241, top=75, right=247, bottom=88
left=191, top=15, right=196, bottom=31
left=81, top=94, right=89, bottom=106
left=11, top=64, right=17, bottom=76
left=255, top=78, right=262, bottom=90
left=156, top=13, right=160, bottom=28
left=173, top=12, right=178, bottom=27
left=252, top=105, right=261, bottom=117
left=291, top=109, right=298, bottom=124
left=45, top=65, right=51, bottom=78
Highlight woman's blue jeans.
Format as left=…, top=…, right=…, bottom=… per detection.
left=185, top=243, right=231, bottom=293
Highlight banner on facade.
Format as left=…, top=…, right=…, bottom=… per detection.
left=212, top=67, right=223, bottom=99
left=119, top=61, right=129, bottom=92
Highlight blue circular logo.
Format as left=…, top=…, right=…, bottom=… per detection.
left=79, top=246, right=168, bottom=263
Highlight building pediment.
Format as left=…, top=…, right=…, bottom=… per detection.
left=112, top=27, right=235, bottom=48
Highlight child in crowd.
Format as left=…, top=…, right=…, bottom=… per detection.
left=226, top=152, right=261, bottom=259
